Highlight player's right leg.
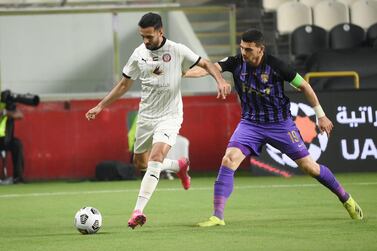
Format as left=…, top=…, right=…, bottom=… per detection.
left=198, top=120, right=263, bottom=227
left=128, top=209, right=147, bottom=229
left=129, top=143, right=171, bottom=229
left=198, top=147, right=246, bottom=227
left=128, top=159, right=163, bottom=229
left=128, top=120, right=158, bottom=229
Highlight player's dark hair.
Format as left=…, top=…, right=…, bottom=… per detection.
left=138, top=12, right=163, bottom=30
left=241, top=29, right=265, bottom=47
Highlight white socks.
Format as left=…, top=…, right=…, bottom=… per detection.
left=134, top=161, right=162, bottom=212
left=134, top=159, right=180, bottom=212
left=161, top=158, right=180, bottom=172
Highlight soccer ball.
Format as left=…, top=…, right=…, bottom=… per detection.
left=74, top=207, right=102, bottom=234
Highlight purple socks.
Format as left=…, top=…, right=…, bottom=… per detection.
left=315, top=165, right=349, bottom=203
left=213, top=166, right=235, bottom=220
left=212, top=164, right=348, bottom=220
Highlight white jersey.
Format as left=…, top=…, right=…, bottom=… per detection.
left=122, top=38, right=200, bottom=120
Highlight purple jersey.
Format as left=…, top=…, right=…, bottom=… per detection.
left=218, top=54, right=297, bottom=123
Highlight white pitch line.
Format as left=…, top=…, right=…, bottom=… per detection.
left=0, top=181, right=376, bottom=199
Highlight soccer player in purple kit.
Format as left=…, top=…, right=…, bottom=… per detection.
left=184, top=29, right=363, bottom=227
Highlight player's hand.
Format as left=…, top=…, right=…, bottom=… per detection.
left=216, top=79, right=231, bottom=99
left=318, top=116, right=333, bottom=136
left=85, top=106, right=102, bottom=121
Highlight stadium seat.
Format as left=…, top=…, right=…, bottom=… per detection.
left=329, top=23, right=365, bottom=49
left=366, top=23, right=377, bottom=46
left=350, top=0, right=377, bottom=29
left=337, top=0, right=359, bottom=6
left=313, top=0, right=349, bottom=31
left=300, top=0, right=322, bottom=8
left=262, top=0, right=293, bottom=12
left=277, top=1, right=312, bottom=34
left=305, top=47, right=377, bottom=90
left=290, top=25, right=328, bottom=61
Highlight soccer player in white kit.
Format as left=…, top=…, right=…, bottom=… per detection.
left=85, top=12, right=231, bottom=229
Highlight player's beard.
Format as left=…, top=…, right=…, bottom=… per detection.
left=145, top=40, right=160, bottom=50
left=145, top=44, right=157, bottom=50
left=145, top=38, right=162, bottom=50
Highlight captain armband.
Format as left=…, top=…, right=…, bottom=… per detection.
left=289, top=73, right=304, bottom=89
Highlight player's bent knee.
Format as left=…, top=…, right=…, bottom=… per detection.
left=221, top=155, right=236, bottom=169
left=298, top=161, right=320, bottom=177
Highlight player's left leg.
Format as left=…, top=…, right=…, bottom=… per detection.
left=133, top=151, right=149, bottom=178
left=161, top=157, right=191, bottom=189
left=295, top=156, right=363, bottom=220
left=268, top=118, right=363, bottom=220
left=156, top=117, right=190, bottom=189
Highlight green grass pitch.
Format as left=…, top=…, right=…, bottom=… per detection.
left=0, top=172, right=376, bottom=251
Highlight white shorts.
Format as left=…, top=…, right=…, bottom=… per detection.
left=133, top=117, right=183, bottom=154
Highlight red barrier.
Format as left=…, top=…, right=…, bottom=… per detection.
left=12, top=94, right=241, bottom=180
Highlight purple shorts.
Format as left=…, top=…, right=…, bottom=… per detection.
left=228, top=118, right=309, bottom=160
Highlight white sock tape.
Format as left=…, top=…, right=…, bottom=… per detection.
left=313, top=105, right=325, bottom=118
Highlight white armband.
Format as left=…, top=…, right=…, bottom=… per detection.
left=313, top=105, right=325, bottom=118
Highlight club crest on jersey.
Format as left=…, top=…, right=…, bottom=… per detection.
left=261, top=73, right=269, bottom=83
left=162, top=53, right=171, bottom=62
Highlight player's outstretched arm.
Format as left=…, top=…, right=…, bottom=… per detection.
left=85, top=77, right=133, bottom=120
left=183, top=61, right=222, bottom=78
left=183, top=65, right=210, bottom=78
left=298, top=78, right=334, bottom=136
left=195, top=59, right=231, bottom=99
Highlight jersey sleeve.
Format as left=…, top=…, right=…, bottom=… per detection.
left=122, top=50, right=140, bottom=80
left=268, top=55, right=297, bottom=82
left=217, top=56, right=237, bottom=73
left=179, top=44, right=201, bottom=72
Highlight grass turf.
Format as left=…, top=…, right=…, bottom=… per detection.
left=0, top=173, right=376, bottom=251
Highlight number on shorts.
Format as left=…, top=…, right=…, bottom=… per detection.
left=288, top=131, right=300, bottom=143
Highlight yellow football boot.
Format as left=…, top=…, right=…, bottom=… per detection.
left=198, top=216, right=225, bottom=227
left=343, top=196, right=363, bottom=220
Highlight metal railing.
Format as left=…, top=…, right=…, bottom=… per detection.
left=305, top=71, right=360, bottom=89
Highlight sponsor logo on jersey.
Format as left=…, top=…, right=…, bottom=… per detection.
left=261, top=73, right=269, bottom=83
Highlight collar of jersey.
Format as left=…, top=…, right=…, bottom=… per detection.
left=149, top=36, right=167, bottom=51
